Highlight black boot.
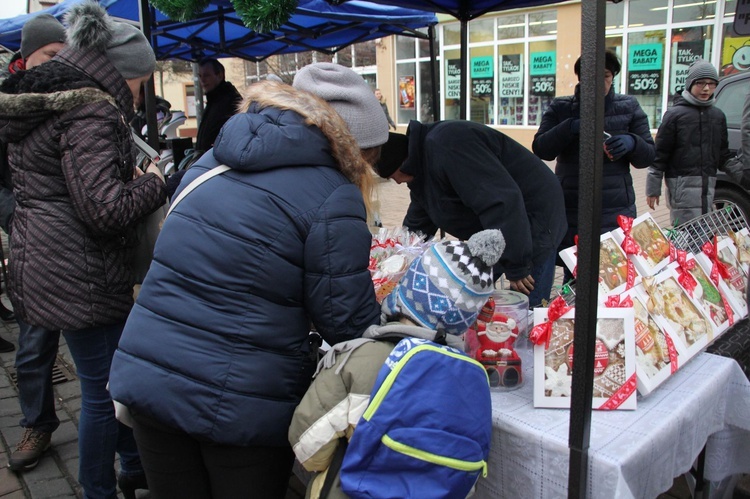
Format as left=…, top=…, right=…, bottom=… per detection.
left=0, top=335, right=14, bottom=353
left=0, top=301, right=15, bottom=322
left=118, top=472, right=148, bottom=499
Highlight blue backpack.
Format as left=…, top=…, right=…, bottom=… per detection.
left=339, top=337, right=492, bottom=499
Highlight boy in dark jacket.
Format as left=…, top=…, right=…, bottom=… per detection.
left=646, top=59, right=732, bottom=225
left=375, top=122, right=566, bottom=308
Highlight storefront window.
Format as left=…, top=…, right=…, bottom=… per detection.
left=444, top=48, right=461, bottom=120
left=628, top=0, right=668, bottom=27
left=720, top=22, right=750, bottom=77
left=438, top=11, right=556, bottom=124
left=470, top=19, right=495, bottom=43
left=606, top=2, right=625, bottom=30
left=469, top=46, right=494, bottom=124
left=419, top=60, right=437, bottom=122
left=396, top=36, right=416, bottom=59
left=397, top=62, right=417, bottom=123
left=529, top=11, right=557, bottom=37
left=497, top=43, right=524, bottom=125
left=497, top=14, right=525, bottom=40
left=672, top=0, right=716, bottom=23
left=355, top=41, right=377, bottom=67
left=444, top=23, right=461, bottom=45
left=626, top=31, right=665, bottom=128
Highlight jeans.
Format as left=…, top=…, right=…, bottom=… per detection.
left=15, top=319, right=60, bottom=433
left=132, top=412, right=294, bottom=499
left=528, top=251, right=557, bottom=309
left=62, top=323, right=142, bottom=499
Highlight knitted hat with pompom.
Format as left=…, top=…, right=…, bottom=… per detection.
left=382, top=229, right=506, bottom=336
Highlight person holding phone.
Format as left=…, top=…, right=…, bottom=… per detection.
left=532, top=50, right=655, bottom=282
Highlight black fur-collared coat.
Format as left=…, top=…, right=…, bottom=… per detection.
left=0, top=46, right=166, bottom=330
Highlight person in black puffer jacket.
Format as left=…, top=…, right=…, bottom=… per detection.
left=532, top=50, right=655, bottom=280
left=646, top=59, right=732, bottom=226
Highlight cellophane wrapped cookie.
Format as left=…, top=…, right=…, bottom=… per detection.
left=369, top=227, right=428, bottom=302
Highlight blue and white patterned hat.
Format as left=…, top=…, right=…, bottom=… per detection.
left=382, top=229, right=506, bottom=336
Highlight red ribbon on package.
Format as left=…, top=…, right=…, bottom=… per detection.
left=663, top=330, right=679, bottom=373
left=617, top=215, right=641, bottom=289
left=701, top=237, right=736, bottom=326
left=702, top=236, right=731, bottom=284
left=530, top=296, right=572, bottom=349
left=604, top=294, right=633, bottom=308
left=669, top=244, right=698, bottom=296
left=598, top=372, right=637, bottom=410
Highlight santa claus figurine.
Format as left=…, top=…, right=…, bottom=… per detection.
left=475, top=312, right=523, bottom=388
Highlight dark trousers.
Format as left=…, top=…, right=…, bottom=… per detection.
left=132, top=413, right=295, bottom=499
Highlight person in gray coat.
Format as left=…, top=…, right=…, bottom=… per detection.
left=646, top=59, right=732, bottom=225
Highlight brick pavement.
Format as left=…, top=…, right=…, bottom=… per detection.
left=0, top=167, right=743, bottom=499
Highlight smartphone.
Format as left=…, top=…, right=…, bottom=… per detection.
left=131, top=131, right=160, bottom=171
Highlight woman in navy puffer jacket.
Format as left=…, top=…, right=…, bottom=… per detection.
left=533, top=51, right=655, bottom=270
left=109, top=75, right=386, bottom=498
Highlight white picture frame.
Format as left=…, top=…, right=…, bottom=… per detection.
left=619, top=286, right=683, bottom=396
left=558, top=232, right=636, bottom=298
left=533, top=307, right=637, bottom=410
left=669, top=255, right=732, bottom=337
left=611, top=213, right=671, bottom=277
left=729, top=228, right=750, bottom=275
left=695, top=237, right=749, bottom=320
left=639, top=268, right=713, bottom=361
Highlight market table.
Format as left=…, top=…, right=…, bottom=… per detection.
left=473, top=346, right=750, bottom=499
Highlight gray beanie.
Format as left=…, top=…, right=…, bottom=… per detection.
left=107, top=22, right=156, bottom=79
left=66, top=1, right=156, bottom=80
left=293, top=63, right=388, bottom=149
left=685, top=59, right=718, bottom=91
left=20, top=14, right=66, bottom=59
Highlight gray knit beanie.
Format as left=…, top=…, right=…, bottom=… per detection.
left=293, top=63, right=388, bottom=149
left=685, top=59, right=718, bottom=91
left=20, top=14, right=66, bottom=59
left=107, top=23, right=156, bottom=79
left=66, top=1, right=156, bottom=80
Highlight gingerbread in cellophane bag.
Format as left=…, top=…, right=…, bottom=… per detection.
left=369, top=227, right=428, bottom=302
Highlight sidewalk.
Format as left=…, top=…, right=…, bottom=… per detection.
left=0, top=317, right=82, bottom=498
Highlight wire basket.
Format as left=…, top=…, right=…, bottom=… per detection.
left=667, top=203, right=749, bottom=253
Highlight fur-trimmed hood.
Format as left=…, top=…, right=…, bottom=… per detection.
left=213, top=80, right=371, bottom=187
left=0, top=82, right=114, bottom=144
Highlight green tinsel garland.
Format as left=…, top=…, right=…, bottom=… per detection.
left=234, top=0, right=298, bottom=33
left=149, top=0, right=210, bottom=22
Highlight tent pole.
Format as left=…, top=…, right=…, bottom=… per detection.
left=459, top=18, right=468, bottom=120
left=193, top=59, right=204, bottom=128
left=567, top=1, right=606, bottom=497
left=428, top=24, right=439, bottom=122
left=138, top=0, right=159, bottom=151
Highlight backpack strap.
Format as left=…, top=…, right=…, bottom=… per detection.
left=320, top=437, right=348, bottom=499
left=166, top=165, right=231, bottom=217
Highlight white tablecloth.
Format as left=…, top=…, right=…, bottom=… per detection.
left=474, top=348, right=750, bottom=499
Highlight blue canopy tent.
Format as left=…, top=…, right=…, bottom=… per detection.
left=0, top=0, right=437, bottom=62
left=0, top=0, right=437, bottom=149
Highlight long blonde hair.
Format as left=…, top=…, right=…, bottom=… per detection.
left=238, top=80, right=376, bottom=216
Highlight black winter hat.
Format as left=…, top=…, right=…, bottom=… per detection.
left=375, top=132, right=409, bottom=178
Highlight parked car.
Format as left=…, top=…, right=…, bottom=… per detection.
left=713, top=70, right=750, bottom=221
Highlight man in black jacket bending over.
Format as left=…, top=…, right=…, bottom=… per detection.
left=195, top=58, right=242, bottom=154
left=376, top=121, right=567, bottom=308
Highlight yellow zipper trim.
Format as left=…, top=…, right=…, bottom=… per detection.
left=382, top=434, right=488, bottom=477
left=363, top=344, right=489, bottom=421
